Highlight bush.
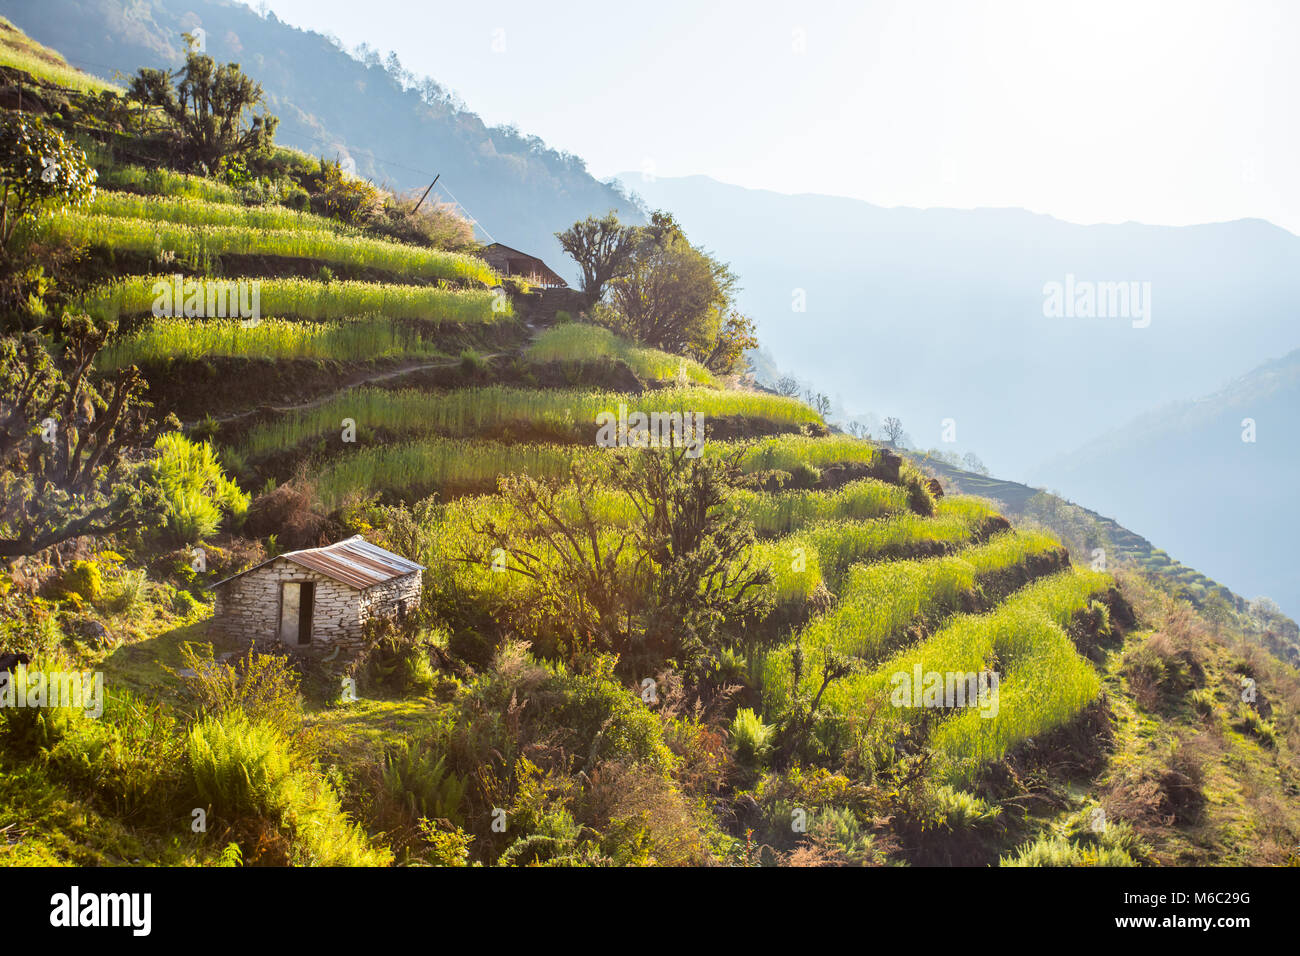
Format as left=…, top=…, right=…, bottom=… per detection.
left=185, top=711, right=388, bottom=866
left=170, top=644, right=303, bottom=732
left=58, top=560, right=104, bottom=604
left=382, top=740, right=467, bottom=826
left=729, top=707, right=774, bottom=765
left=154, top=433, right=250, bottom=545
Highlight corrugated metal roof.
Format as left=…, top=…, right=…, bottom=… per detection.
left=210, top=536, right=423, bottom=591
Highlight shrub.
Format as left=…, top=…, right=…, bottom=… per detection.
left=58, top=560, right=104, bottom=604
left=171, top=643, right=303, bottom=732
left=185, top=711, right=388, bottom=866
left=729, top=707, right=774, bottom=765
left=153, top=433, right=249, bottom=544
left=382, top=740, right=467, bottom=826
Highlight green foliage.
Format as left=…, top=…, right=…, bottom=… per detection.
left=185, top=711, right=388, bottom=866
left=127, top=33, right=278, bottom=173
left=153, top=433, right=249, bottom=544
left=235, top=384, right=816, bottom=463
left=41, top=214, right=498, bottom=285
left=527, top=323, right=716, bottom=385
left=729, top=707, right=774, bottom=765
left=99, top=317, right=447, bottom=369
left=86, top=275, right=504, bottom=328
left=307, top=157, right=380, bottom=224
left=0, top=320, right=165, bottom=559
left=0, top=113, right=97, bottom=248
left=58, top=559, right=104, bottom=604
left=383, top=740, right=467, bottom=825
left=170, top=643, right=303, bottom=732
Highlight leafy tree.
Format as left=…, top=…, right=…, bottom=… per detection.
left=128, top=33, right=278, bottom=173
left=698, top=310, right=759, bottom=376
left=609, top=447, right=773, bottom=672
left=0, top=316, right=168, bottom=559
left=0, top=114, right=97, bottom=252
left=556, top=211, right=637, bottom=304
left=607, top=211, right=738, bottom=359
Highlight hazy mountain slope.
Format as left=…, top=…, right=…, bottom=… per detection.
left=1033, top=348, right=1300, bottom=619
left=1, top=0, right=642, bottom=274
left=618, top=174, right=1300, bottom=480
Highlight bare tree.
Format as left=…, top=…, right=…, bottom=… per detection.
left=774, top=375, right=801, bottom=398
left=846, top=421, right=871, bottom=440
left=804, top=389, right=831, bottom=420
left=881, top=416, right=905, bottom=446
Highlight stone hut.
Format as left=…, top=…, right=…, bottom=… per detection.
left=481, top=242, right=569, bottom=288
left=209, top=535, right=423, bottom=660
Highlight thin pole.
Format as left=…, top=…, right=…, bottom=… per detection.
left=411, top=173, right=439, bottom=215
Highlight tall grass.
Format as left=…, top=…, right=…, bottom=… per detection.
left=762, top=530, right=1065, bottom=707
left=234, top=385, right=819, bottom=461
left=84, top=276, right=506, bottom=324
left=313, top=432, right=901, bottom=507
left=99, top=317, right=448, bottom=368
left=36, top=212, right=499, bottom=284
left=527, top=323, right=716, bottom=385
left=91, top=161, right=242, bottom=204
left=0, top=32, right=118, bottom=93
left=726, top=435, right=881, bottom=473
left=810, top=567, right=1110, bottom=777
left=90, top=190, right=355, bottom=235
left=729, top=479, right=911, bottom=535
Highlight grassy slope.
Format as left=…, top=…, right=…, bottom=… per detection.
left=3, top=26, right=1298, bottom=868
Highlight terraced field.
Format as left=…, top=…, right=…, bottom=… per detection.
left=50, top=132, right=1122, bottom=856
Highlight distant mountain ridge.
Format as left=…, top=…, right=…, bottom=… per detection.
left=617, top=173, right=1300, bottom=479
left=1, top=0, right=643, bottom=275
left=1035, top=347, right=1300, bottom=619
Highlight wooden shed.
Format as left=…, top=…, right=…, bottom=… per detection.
left=208, top=535, right=423, bottom=660
left=481, top=243, right=569, bottom=288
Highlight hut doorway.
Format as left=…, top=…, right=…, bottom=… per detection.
left=279, top=581, right=315, bottom=646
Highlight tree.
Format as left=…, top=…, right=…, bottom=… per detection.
left=0, top=114, right=97, bottom=253
left=468, top=448, right=771, bottom=675
left=846, top=420, right=871, bottom=440
left=555, top=211, right=636, bottom=304
left=607, top=211, right=738, bottom=360
left=804, top=389, right=831, bottom=420
left=962, top=452, right=990, bottom=476
left=128, top=33, right=278, bottom=173
left=882, top=416, right=905, bottom=446
left=774, top=376, right=801, bottom=398
left=609, top=447, right=772, bottom=672
left=698, top=310, right=759, bottom=376
left=0, top=316, right=169, bottom=558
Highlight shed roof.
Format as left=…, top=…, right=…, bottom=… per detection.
left=482, top=242, right=569, bottom=287
left=210, top=535, right=423, bottom=591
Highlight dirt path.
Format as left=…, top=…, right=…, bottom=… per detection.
left=193, top=320, right=543, bottom=427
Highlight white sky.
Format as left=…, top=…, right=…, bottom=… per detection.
left=248, top=0, right=1300, bottom=234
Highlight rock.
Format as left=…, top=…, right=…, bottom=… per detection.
left=925, top=477, right=945, bottom=499
left=75, top=619, right=113, bottom=648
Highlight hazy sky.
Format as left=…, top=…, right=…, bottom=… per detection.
left=249, top=0, right=1300, bottom=234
